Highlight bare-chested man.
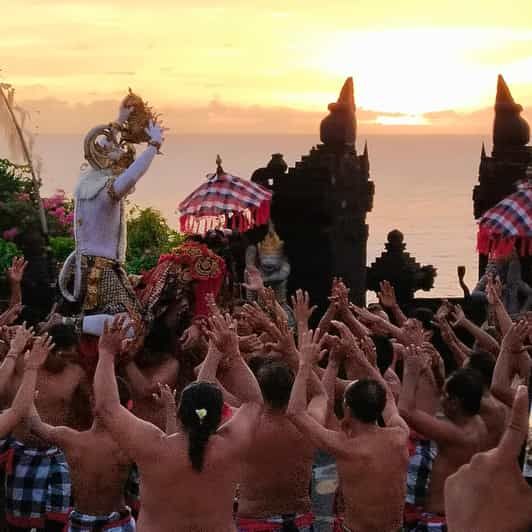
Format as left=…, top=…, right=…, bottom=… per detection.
left=287, top=326, right=410, bottom=532
left=94, top=313, right=263, bottom=532
left=466, top=351, right=508, bottom=449
left=29, top=360, right=135, bottom=532
left=236, top=355, right=327, bottom=532
left=0, top=324, right=88, bottom=531
left=399, top=347, right=488, bottom=531
left=445, top=385, right=532, bottom=532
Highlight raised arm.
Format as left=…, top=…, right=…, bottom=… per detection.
left=378, top=280, right=407, bottom=326
left=152, top=383, right=178, bottom=435
left=0, top=334, right=53, bottom=437
left=491, top=321, right=530, bottom=407
left=94, top=316, right=165, bottom=463
left=291, top=289, right=317, bottom=338
left=487, top=276, right=513, bottom=335
left=450, top=304, right=499, bottom=357
left=6, top=257, right=26, bottom=309
left=109, top=122, right=163, bottom=199
left=207, top=313, right=263, bottom=405
left=286, top=330, right=347, bottom=456
left=399, top=346, right=467, bottom=445
left=0, top=323, right=33, bottom=397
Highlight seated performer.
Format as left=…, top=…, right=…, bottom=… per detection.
left=58, top=91, right=165, bottom=336
left=236, top=357, right=326, bottom=532
left=399, top=350, right=488, bottom=532
left=29, top=353, right=135, bottom=532
left=0, top=330, right=73, bottom=532
left=93, top=313, right=263, bottom=532
left=287, top=325, right=410, bottom=532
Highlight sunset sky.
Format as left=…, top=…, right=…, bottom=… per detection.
left=2, top=0, right=532, bottom=134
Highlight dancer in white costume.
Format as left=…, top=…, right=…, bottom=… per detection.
left=57, top=93, right=164, bottom=336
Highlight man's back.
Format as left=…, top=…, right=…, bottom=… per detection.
left=62, top=427, right=131, bottom=515
left=338, top=426, right=409, bottom=532
left=426, top=414, right=487, bottom=514
left=238, top=411, right=314, bottom=517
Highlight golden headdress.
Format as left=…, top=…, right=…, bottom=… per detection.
left=120, top=88, right=158, bottom=144
left=258, top=229, right=284, bottom=257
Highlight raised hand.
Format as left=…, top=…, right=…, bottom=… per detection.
left=206, top=292, right=223, bottom=318
left=241, top=302, right=272, bottom=333
left=403, top=344, right=428, bottom=375
left=207, top=313, right=239, bottom=357
left=180, top=323, right=202, bottom=351
left=36, top=303, right=62, bottom=334
left=486, top=274, right=503, bottom=305
left=6, top=257, right=27, bottom=284
left=449, top=304, right=466, bottom=327
left=238, top=334, right=263, bottom=354
left=145, top=120, right=164, bottom=148
left=9, top=322, right=34, bottom=356
left=359, top=335, right=377, bottom=367
left=243, top=265, right=265, bottom=292
left=501, top=320, right=530, bottom=354
left=298, top=329, right=325, bottom=366
left=25, top=334, right=54, bottom=370
left=0, top=303, right=24, bottom=327
left=291, top=289, right=317, bottom=326
left=349, top=304, right=380, bottom=324
left=152, top=382, right=177, bottom=410
left=331, top=278, right=349, bottom=313
left=331, top=320, right=358, bottom=356
left=378, top=280, right=397, bottom=309
left=99, top=315, right=131, bottom=357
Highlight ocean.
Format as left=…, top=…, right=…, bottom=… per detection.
left=32, top=133, right=490, bottom=299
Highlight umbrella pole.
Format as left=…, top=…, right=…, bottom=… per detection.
left=0, top=84, right=49, bottom=238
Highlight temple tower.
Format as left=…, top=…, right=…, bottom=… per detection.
left=262, top=78, right=374, bottom=313
left=473, top=75, right=531, bottom=282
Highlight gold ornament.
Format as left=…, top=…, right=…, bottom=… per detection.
left=120, top=88, right=158, bottom=144
left=258, top=230, right=284, bottom=257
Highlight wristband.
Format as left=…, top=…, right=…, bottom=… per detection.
left=148, top=140, right=162, bottom=152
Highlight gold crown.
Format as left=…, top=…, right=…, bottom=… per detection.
left=258, top=230, right=284, bottom=256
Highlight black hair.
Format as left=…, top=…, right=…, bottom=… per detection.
left=445, top=368, right=484, bottom=416
left=177, top=381, right=223, bottom=472
left=344, top=379, right=386, bottom=423
left=47, top=324, right=77, bottom=350
left=466, top=352, right=495, bottom=389
left=255, top=361, right=294, bottom=410
left=371, top=334, right=394, bottom=375
left=412, top=308, right=437, bottom=333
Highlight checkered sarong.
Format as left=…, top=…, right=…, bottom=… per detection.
left=67, top=507, right=136, bottom=531
left=405, top=434, right=438, bottom=506
left=0, top=437, right=71, bottom=528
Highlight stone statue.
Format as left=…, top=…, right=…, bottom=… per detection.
left=244, top=226, right=293, bottom=324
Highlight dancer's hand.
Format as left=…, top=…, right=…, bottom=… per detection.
left=145, top=121, right=164, bottom=146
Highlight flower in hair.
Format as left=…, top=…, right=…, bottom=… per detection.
left=195, top=408, right=207, bottom=423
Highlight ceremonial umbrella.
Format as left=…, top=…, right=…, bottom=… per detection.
left=477, top=178, right=532, bottom=257
left=178, top=156, right=272, bottom=234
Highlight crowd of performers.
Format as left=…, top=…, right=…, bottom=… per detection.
left=0, top=93, right=530, bottom=532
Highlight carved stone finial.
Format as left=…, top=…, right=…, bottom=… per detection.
left=493, top=75, right=530, bottom=148
left=216, top=154, right=224, bottom=175
left=320, top=77, right=357, bottom=146
left=367, top=229, right=437, bottom=304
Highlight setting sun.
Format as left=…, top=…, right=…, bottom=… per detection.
left=1, top=0, right=531, bottom=133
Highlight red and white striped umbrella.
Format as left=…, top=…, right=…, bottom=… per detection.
left=477, top=178, right=532, bottom=257
left=178, top=157, right=272, bottom=234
